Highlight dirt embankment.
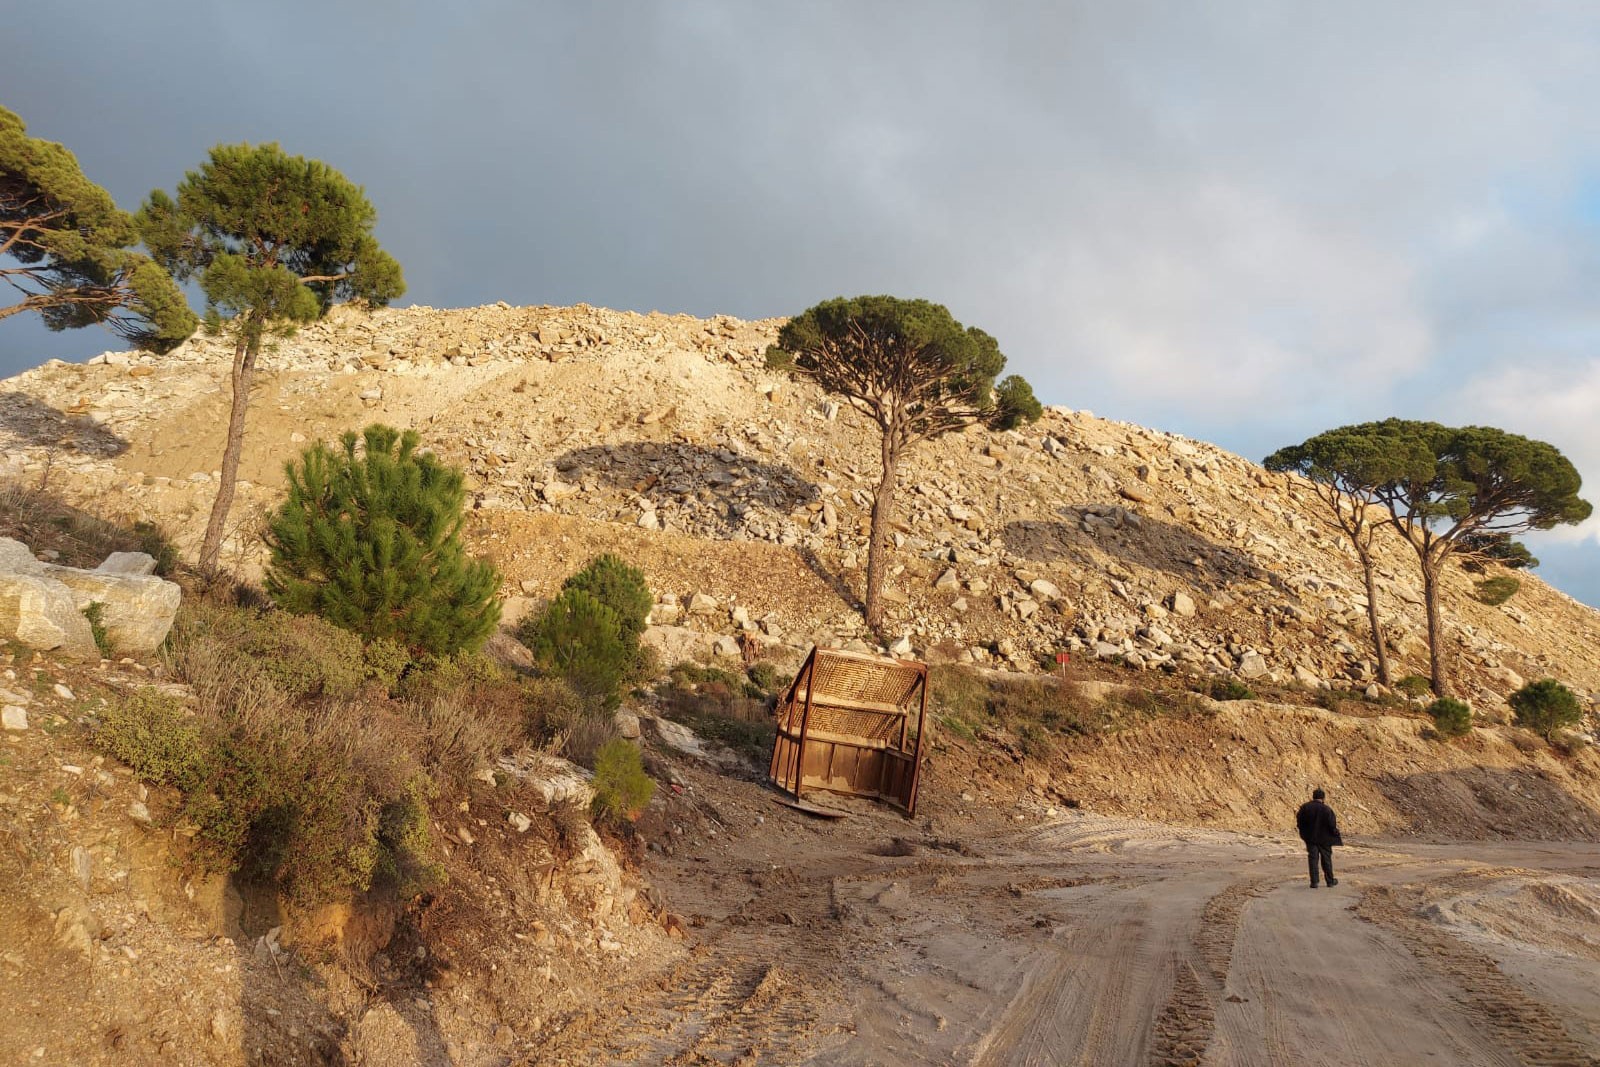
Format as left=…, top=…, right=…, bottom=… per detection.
left=1042, top=699, right=1600, bottom=842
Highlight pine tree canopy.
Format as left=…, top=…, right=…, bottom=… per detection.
left=0, top=106, right=196, bottom=350
left=1340, top=418, right=1593, bottom=539
left=526, top=588, right=630, bottom=708
left=561, top=554, right=653, bottom=645
left=138, top=141, right=404, bottom=340
left=265, top=424, right=501, bottom=656
left=766, top=295, right=1041, bottom=445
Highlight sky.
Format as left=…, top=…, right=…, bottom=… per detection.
left=5, top=1, right=1600, bottom=604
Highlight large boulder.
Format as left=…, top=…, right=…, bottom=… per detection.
left=44, top=568, right=181, bottom=654
left=0, top=538, right=180, bottom=656
left=0, top=573, right=99, bottom=658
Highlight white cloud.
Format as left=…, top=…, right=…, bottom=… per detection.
left=1450, top=360, right=1600, bottom=545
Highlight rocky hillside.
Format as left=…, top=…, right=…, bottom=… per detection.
left=3, top=301, right=1598, bottom=718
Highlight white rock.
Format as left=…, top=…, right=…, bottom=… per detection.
left=614, top=710, right=641, bottom=739
left=45, top=568, right=181, bottom=655
left=1238, top=652, right=1269, bottom=678
left=53, top=683, right=73, bottom=700
left=96, top=552, right=158, bottom=576
left=935, top=569, right=960, bottom=592
left=1169, top=592, right=1197, bottom=618
left=2, top=705, right=27, bottom=731
left=508, top=812, right=532, bottom=833
left=0, top=574, right=97, bottom=658
left=889, top=635, right=914, bottom=657
left=1029, top=579, right=1061, bottom=601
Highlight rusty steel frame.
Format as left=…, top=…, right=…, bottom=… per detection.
left=767, top=646, right=930, bottom=815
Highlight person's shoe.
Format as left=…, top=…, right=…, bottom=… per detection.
left=1309, top=883, right=1319, bottom=889
left=1327, top=878, right=1338, bottom=887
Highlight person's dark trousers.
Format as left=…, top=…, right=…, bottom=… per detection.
left=1307, top=844, right=1335, bottom=886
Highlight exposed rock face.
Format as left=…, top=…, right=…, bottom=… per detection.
left=3, top=301, right=1598, bottom=713
left=0, top=538, right=180, bottom=655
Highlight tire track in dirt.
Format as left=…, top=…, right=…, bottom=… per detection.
left=1145, top=879, right=1271, bottom=1067
left=1356, top=884, right=1600, bottom=1067
left=525, top=864, right=854, bottom=1066
left=970, top=898, right=1154, bottom=1067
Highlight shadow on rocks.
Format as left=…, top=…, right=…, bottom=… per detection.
left=0, top=391, right=128, bottom=458
left=1001, top=504, right=1266, bottom=595
left=553, top=441, right=820, bottom=536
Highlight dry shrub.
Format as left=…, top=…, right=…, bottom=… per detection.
left=1509, top=729, right=1545, bottom=754
left=119, top=598, right=461, bottom=903
left=655, top=661, right=773, bottom=762
left=561, top=708, right=621, bottom=770
left=412, top=689, right=523, bottom=781
left=0, top=482, right=178, bottom=573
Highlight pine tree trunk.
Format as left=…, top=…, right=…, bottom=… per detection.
left=199, top=331, right=258, bottom=573
left=1358, top=546, right=1392, bottom=686
left=1422, top=555, right=1450, bottom=697
left=864, top=434, right=900, bottom=634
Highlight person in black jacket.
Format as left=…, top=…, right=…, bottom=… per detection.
left=1296, top=788, right=1342, bottom=888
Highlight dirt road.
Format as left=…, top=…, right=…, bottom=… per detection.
left=531, top=771, right=1600, bottom=1067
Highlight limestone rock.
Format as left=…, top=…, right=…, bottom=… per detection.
left=1238, top=651, right=1268, bottom=678
left=44, top=568, right=181, bottom=654
left=0, top=573, right=97, bottom=658
left=1169, top=592, right=1196, bottom=618
left=2, top=705, right=26, bottom=731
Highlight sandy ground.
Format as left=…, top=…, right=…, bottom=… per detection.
left=527, top=755, right=1600, bottom=1067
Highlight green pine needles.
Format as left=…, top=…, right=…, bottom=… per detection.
left=521, top=554, right=653, bottom=709
left=265, top=424, right=501, bottom=656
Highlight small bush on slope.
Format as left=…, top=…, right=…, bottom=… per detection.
left=591, top=738, right=655, bottom=826
left=265, top=424, right=500, bottom=657
left=1427, top=697, right=1472, bottom=738
left=1510, top=679, right=1582, bottom=740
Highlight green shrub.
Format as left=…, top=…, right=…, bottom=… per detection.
left=1474, top=575, right=1521, bottom=606
left=171, top=600, right=403, bottom=702
left=1395, top=675, right=1433, bottom=698
left=523, top=588, right=630, bottom=708
left=747, top=660, right=792, bottom=694
left=399, top=648, right=506, bottom=700
left=264, top=424, right=501, bottom=656
left=82, top=602, right=111, bottom=658
left=1427, top=697, right=1472, bottom=738
left=561, top=554, right=652, bottom=644
left=362, top=637, right=412, bottom=694
left=521, top=675, right=592, bottom=741
left=1209, top=677, right=1255, bottom=701
left=591, top=738, right=655, bottom=826
left=1509, top=678, right=1582, bottom=739
left=96, top=688, right=206, bottom=788
left=132, top=519, right=180, bottom=576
